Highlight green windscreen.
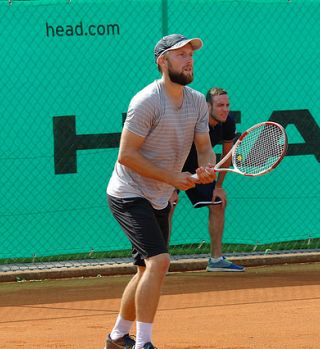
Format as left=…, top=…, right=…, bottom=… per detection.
left=0, top=0, right=319, bottom=259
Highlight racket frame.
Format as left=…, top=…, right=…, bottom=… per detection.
left=214, top=121, right=288, bottom=176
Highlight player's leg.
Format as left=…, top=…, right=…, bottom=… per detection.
left=119, top=266, right=145, bottom=321
left=105, top=267, right=145, bottom=347
left=107, top=195, right=170, bottom=349
left=134, top=254, right=169, bottom=349
left=136, top=253, right=170, bottom=322
left=134, top=202, right=171, bottom=349
left=105, top=196, right=144, bottom=348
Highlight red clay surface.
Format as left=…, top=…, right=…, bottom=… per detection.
left=0, top=263, right=319, bottom=349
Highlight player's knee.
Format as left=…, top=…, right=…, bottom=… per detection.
left=146, top=253, right=170, bottom=275
left=155, top=253, right=170, bottom=274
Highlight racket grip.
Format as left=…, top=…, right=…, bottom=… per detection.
left=191, top=168, right=215, bottom=180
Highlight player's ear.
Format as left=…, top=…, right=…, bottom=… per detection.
left=207, top=102, right=212, bottom=114
left=157, top=54, right=166, bottom=69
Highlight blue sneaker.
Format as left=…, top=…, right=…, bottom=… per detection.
left=206, top=256, right=245, bottom=272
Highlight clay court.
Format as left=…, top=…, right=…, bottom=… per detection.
left=0, top=262, right=319, bottom=349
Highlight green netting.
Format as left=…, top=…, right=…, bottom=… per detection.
left=0, top=0, right=319, bottom=262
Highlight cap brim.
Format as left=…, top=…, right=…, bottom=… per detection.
left=169, top=38, right=203, bottom=52
left=156, top=38, right=203, bottom=62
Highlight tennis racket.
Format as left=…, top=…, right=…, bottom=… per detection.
left=192, top=121, right=288, bottom=178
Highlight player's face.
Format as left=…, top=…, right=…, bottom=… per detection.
left=210, top=94, right=230, bottom=123
left=164, top=44, right=194, bottom=85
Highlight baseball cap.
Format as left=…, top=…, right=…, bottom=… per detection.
left=154, top=34, right=203, bottom=62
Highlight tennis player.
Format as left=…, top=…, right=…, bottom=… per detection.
left=105, top=34, right=216, bottom=349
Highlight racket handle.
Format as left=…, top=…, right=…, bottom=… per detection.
left=191, top=168, right=215, bottom=180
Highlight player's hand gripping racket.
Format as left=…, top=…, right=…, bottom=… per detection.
left=192, top=121, right=288, bottom=178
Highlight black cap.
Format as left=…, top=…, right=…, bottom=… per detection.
left=154, top=34, right=203, bottom=62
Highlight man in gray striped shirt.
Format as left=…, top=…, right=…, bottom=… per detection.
left=105, top=34, right=216, bottom=349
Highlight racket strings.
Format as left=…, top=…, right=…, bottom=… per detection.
left=234, top=124, right=286, bottom=175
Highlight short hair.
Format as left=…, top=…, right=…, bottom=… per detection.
left=206, top=87, right=228, bottom=104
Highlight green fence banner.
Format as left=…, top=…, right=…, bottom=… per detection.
left=0, top=0, right=319, bottom=259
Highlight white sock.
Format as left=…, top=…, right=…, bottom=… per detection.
left=210, top=256, right=223, bottom=263
left=110, top=314, right=134, bottom=341
left=135, top=321, right=153, bottom=349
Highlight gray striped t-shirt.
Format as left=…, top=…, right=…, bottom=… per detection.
left=107, top=80, right=209, bottom=209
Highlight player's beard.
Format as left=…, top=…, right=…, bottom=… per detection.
left=167, top=63, right=193, bottom=86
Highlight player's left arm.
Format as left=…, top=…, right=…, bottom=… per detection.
left=193, top=132, right=216, bottom=183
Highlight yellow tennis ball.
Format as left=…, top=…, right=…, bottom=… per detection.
left=236, top=154, right=242, bottom=161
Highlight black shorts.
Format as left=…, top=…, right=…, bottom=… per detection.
left=107, top=195, right=170, bottom=266
left=185, top=181, right=222, bottom=208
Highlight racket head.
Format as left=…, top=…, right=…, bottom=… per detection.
left=231, top=121, right=288, bottom=176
